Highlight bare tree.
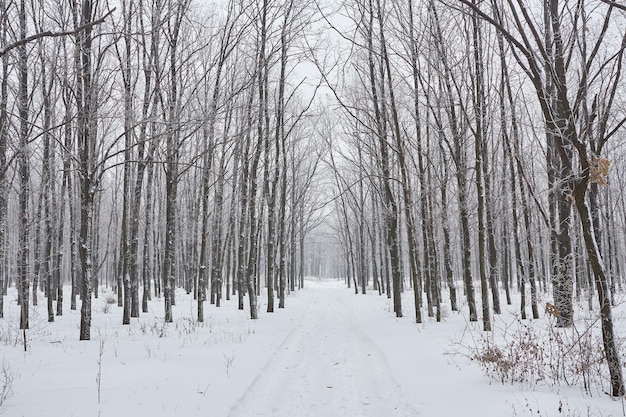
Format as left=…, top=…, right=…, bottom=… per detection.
left=76, top=0, right=97, bottom=340
left=17, top=0, right=31, bottom=331
left=161, top=0, right=192, bottom=323
left=427, top=0, right=477, bottom=321
left=0, top=0, right=9, bottom=319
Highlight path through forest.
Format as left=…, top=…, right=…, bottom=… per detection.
left=228, top=280, right=419, bottom=417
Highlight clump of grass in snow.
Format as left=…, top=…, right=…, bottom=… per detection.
left=0, top=359, right=15, bottom=409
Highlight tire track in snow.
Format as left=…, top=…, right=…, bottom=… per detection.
left=228, top=284, right=420, bottom=417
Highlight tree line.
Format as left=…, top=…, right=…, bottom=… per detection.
left=0, top=0, right=324, bottom=340
left=322, top=0, right=626, bottom=397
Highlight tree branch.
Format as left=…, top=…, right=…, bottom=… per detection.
left=0, top=8, right=116, bottom=58
left=600, top=0, right=626, bottom=12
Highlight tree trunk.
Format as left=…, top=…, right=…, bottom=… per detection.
left=161, top=0, right=189, bottom=323
left=573, top=178, right=624, bottom=396
left=18, top=0, right=30, bottom=330
left=0, top=0, right=7, bottom=318
left=77, top=0, right=96, bottom=341
left=39, top=37, right=56, bottom=322
left=368, top=0, right=401, bottom=317
left=439, top=152, right=457, bottom=312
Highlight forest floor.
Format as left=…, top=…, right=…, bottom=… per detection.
left=1, top=278, right=625, bottom=417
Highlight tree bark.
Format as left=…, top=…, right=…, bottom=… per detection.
left=0, top=0, right=7, bottom=318
left=18, top=0, right=30, bottom=331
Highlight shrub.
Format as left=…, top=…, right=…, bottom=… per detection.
left=465, top=315, right=609, bottom=394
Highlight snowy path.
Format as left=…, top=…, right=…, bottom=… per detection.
left=228, top=282, right=419, bottom=417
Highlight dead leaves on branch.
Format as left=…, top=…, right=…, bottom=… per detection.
left=564, top=156, right=609, bottom=204
left=545, top=302, right=559, bottom=318
left=589, top=155, right=610, bottom=186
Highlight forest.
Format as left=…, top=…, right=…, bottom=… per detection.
left=1, top=0, right=626, bottom=407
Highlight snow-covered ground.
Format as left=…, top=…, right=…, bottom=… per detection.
left=1, top=278, right=624, bottom=416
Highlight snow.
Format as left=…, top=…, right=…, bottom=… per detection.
left=1, top=278, right=625, bottom=417
left=229, top=280, right=418, bottom=417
